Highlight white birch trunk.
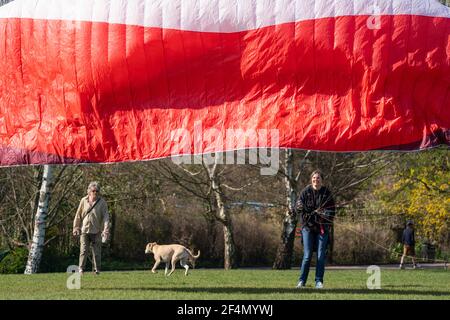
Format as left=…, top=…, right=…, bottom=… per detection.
left=273, top=149, right=298, bottom=269
left=205, top=162, right=236, bottom=270
left=24, top=165, right=53, bottom=274
left=281, top=149, right=298, bottom=239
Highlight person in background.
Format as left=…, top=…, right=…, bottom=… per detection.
left=295, top=170, right=335, bottom=289
left=73, top=181, right=110, bottom=275
left=399, top=220, right=418, bottom=269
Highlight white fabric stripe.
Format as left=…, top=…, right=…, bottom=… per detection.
left=0, top=0, right=448, bottom=32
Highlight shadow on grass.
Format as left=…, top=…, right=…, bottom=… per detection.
left=87, top=286, right=450, bottom=297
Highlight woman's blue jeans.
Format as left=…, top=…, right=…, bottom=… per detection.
left=299, top=227, right=329, bottom=284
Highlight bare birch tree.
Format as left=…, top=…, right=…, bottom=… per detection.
left=24, top=165, right=54, bottom=274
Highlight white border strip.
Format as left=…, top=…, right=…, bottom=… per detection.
left=0, top=0, right=449, bottom=32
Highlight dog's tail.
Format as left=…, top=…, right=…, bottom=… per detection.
left=192, top=250, right=200, bottom=259
left=189, top=250, right=200, bottom=269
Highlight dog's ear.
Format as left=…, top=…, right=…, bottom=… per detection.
left=144, top=243, right=151, bottom=254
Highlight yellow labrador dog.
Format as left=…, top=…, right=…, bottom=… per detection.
left=145, top=242, right=200, bottom=276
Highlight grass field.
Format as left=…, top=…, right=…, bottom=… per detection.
left=0, top=269, right=449, bottom=300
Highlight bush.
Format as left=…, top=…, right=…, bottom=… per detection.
left=233, top=213, right=279, bottom=267
left=389, top=242, right=403, bottom=262
left=0, top=250, right=9, bottom=263
left=333, top=221, right=392, bottom=264
left=0, top=248, right=28, bottom=274
left=39, top=246, right=79, bottom=273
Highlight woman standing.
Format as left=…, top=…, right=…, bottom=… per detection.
left=295, top=170, right=335, bottom=289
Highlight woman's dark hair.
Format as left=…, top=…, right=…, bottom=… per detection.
left=310, top=170, right=324, bottom=180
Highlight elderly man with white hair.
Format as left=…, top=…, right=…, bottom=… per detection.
left=73, top=181, right=110, bottom=275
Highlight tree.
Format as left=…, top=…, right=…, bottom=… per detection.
left=272, top=149, right=309, bottom=269
left=153, top=157, right=239, bottom=269
left=374, top=148, right=450, bottom=243
left=0, top=164, right=83, bottom=271
left=272, top=150, right=393, bottom=269
left=204, top=159, right=236, bottom=269
left=152, top=153, right=264, bottom=269
left=24, top=165, right=54, bottom=274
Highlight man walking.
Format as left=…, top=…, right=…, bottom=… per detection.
left=399, top=220, right=418, bottom=269
left=73, top=181, right=110, bottom=275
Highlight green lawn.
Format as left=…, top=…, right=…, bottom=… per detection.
left=0, top=269, right=449, bottom=300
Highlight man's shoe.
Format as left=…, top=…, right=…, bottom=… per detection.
left=79, top=269, right=84, bottom=275
left=399, top=264, right=404, bottom=270
left=296, top=281, right=305, bottom=289
left=315, top=281, right=324, bottom=289
left=93, top=270, right=100, bottom=275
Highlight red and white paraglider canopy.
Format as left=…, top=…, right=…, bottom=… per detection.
left=0, top=0, right=449, bottom=166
